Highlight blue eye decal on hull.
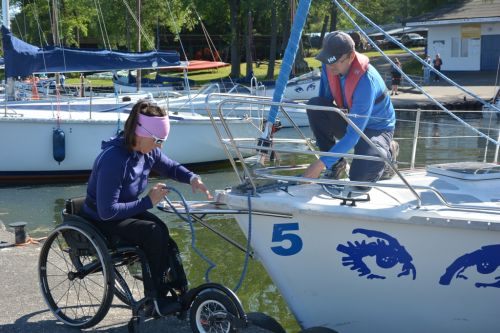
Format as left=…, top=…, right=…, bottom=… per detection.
left=439, top=244, right=500, bottom=288
left=337, top=228, right=416, bottom=280
left=306, top=83, right=316, bottom=91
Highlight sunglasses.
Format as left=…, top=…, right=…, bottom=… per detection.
left=137, top=122, right=166, bottom=144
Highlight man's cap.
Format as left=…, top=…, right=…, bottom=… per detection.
left=315, top=31, right=355, bottom=65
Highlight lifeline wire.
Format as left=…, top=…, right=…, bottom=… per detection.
left=163, top=187, right=252, bottom=292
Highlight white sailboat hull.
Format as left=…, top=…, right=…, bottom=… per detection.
left=221, top=170, right=500, bottom=333
left=0, top=110, right=258, bottom=179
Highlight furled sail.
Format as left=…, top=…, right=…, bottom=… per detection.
left=1, top=26, right=180, bottom=77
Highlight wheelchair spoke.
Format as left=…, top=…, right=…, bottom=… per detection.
left=39, top=221, right=114, bottom=329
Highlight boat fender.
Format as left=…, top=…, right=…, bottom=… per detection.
left=53, top=128, right=66, bottom=164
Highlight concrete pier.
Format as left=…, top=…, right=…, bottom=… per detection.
left=0, top=221, right=273, bottom=333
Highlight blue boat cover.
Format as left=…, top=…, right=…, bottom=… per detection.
left=1, top=26, right=180, bottom=77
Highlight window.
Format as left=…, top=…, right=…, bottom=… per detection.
left=451, top=37, right=469, bottom=58
left=460, top=38, right=469, bottom=57
left=451, top=37, right=459, bottom=57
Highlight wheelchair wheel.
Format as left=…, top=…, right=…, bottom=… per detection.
left=113, top=252, right=145, bottom=306
left=38, top=220, right=114, bottom=329
left=189, top=290, right=239, bottom=333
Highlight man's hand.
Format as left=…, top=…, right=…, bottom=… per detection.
left=148, top=183, right=169, bottom=205
left=190, top=176, right=213, bottom=200
left=303, top=159, right=326, bottom=179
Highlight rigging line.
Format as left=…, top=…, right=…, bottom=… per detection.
left=93, top=0, right=108, bottom=50
left=33, top=0, right=49, bottom=46
left=336, top=0, right=500, bottom=116
left=121, top=0, right=156, bottom=50
left=333, top=0, right=499, bottom=148
left=32, top=0, right=49, bottom=74
left=46, top=0, right=53, bottom=44
left=165, top=0, right=188, bottom=62
left=23, top=0, right=27, bottom=38
left=96, top=0, right=112, bottom=50
left=13, top=14, right=25, bottom=40
left=192, top=6, right=217, bottom=62
left=165, top=0, right=193, bottom=103
left=191, top=3, right=235, bottom=87
left=52, top=0, right=68, bottom=71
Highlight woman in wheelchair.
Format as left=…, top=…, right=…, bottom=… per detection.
left=81, top=100, right=212, bottom=316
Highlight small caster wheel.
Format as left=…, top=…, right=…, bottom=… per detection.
left=189, top=290, right=239, bottom=333
left=128, top=316, right=141, bottom=333
left=247, top=312, right=286, bottom=333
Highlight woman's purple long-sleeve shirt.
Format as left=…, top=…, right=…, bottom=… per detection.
left=83, top=136, right=194, bottom=222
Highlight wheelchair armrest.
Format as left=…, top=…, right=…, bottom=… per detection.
left=65, top=196, right=86, bottom=216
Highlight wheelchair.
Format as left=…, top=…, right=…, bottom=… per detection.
left=38, top=197, right=249, bottom=333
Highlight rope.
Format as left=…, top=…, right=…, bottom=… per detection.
left=14, top=236, right=47, bottom=247
left=333, top=0, right=500, bottom=147
left=165, top=0, right=193, bottom=100
left=162, top=186, right=252, bottom=292
left=96, top=0, right=112, bottom=50
left=121, top=0, right=156, bottom=50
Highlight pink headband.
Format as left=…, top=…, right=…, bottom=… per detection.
left=135, top=113, right=170, bottom=140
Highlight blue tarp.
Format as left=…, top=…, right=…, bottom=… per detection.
left=1, top=26, right=180, bottom=77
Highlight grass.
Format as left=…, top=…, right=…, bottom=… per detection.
left=65, top=47, right=425, bottom=88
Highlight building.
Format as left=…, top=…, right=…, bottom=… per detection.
left=406, top=0, right=500, bottom=71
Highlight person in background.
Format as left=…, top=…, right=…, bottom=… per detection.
left=82, top=100, right=212, bottom=316
left=59, top=73, right=66, bottom=88
left=422, top=55, right=432, bottom=84
left=304, top=31, right=398, bottom=186
left=391, top=58, right=402, bottom=95
left=433, top=54, right=443, bottom=82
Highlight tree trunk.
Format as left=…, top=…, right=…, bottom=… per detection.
left=320, top=15, right=329, bottom=45
left=280, top=1, right=290, bottom=59
left=294, top=41, right=310, bottom=75
left=229, top=0, right=241, bottom=78
left=245, top=11, right=253, bottom=79
left=266, top=0, right=277, bottom=80
left=329, top=4, right=337, bottom=32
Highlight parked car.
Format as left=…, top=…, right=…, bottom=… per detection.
left=375, top=36, right=402, bottom=50
left=401, top=33, right=426, bottom=47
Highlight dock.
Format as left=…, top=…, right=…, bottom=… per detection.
left=0, top=220, right=273, bottom=333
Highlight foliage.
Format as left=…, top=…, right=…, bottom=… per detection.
left=7, top=0, right=459, bottom=78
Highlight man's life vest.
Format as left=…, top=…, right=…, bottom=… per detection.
left=325, top=52, right=369, bottom=109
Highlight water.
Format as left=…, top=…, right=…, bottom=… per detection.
left=0, top=115, right=498, bottom=332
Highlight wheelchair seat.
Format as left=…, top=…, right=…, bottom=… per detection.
left=63, top=197, right=125, bottom=249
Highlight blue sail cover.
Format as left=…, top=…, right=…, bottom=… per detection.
left=2, top=26, right=180, bottom=77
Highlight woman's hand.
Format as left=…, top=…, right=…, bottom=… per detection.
left=190, top=176, right=213, bottom=200
left=148, top=183, right=169, bottom=206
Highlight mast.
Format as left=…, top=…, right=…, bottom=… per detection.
left=3, top=0, right=15, bottom=101
left=52, top=0, right=60, bottom=86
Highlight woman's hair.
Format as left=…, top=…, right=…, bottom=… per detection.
left=123, top=100, right=167, bottom=150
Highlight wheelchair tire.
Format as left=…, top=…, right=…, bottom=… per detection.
left=189, top=290, right=239, bottom=333
left=113, top=252, right=145, bottom=306
left=39, top=220, right=114, bottom=329
left=247, top=312, right=286, bottom=333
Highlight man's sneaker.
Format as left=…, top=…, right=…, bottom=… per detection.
left=381, top=140, right=399, bottom=180
left=323, top=158, right=348, bottom=180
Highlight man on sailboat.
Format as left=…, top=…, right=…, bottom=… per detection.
left=303, top=31, right=398, bottom=184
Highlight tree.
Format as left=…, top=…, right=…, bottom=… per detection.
left=266, top=0, right=278, bottom=80
left=228, top=0, right=241, bottom=78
